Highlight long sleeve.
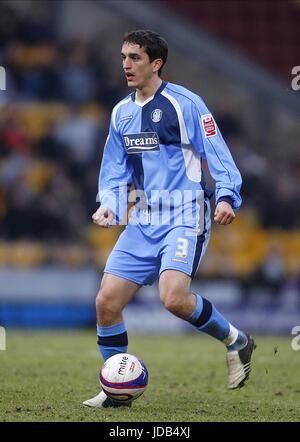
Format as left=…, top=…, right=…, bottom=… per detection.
left=98, top=114, right=133, bottom=224
left=187, top=99, right=242, bottom=210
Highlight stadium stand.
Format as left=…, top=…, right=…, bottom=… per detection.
left=166, top=0, right=300, bottom=82
left=0, top=0, right=299, bottom=328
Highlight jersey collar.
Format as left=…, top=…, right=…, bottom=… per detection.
left=131, top=81, right=168, bottom=107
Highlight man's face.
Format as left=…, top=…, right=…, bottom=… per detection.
left=121, top=42, right=161, bottom=89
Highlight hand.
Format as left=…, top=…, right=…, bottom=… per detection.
left=92, top=206, right=114, bottom=228
left=214, top=201, right=236, bottom=225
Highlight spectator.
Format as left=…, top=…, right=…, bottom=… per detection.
left=242, top=245, right=285, bottom=303
left=52, top=105, right=101, bottom=166
left=60, top=41, right=97, bottom=104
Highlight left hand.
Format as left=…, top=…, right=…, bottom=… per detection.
left=214, top=201, right=236, bottom=225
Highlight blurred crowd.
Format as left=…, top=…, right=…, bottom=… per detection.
left=0, top=1, right=124, bottom=244
left=215, top=111, right=300, bottom=230
left=0, top=1, right=300, bottom=294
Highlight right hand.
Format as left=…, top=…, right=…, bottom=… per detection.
left=92, top=206, right=114, bottom=228
left=214, top=201, right=235, bottom=225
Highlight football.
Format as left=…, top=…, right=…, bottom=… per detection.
left=99, top=353, right=148, bottom=402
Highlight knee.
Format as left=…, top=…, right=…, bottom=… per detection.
left=96, top=285, right=121, bottom=323
left=160, top=286, right=185, bottom=316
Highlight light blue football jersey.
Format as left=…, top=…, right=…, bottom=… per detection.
left=98, top=81, right=242, bottom=234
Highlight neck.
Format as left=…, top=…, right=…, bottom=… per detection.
left=135, top=76, right=162, bottom=103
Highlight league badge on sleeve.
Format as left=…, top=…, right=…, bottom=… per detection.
left=201, top=114, right=217, bottom=137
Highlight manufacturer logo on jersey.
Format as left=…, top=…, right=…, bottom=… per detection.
left=120, top=114, right=133, bottom=122
left=151, top=108, right=162, bottom=123
left=123, top=132, right=160, bottom=154
left=201, top=114, right=217, bottom=138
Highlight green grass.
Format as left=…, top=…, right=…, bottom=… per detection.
left=0, top=331, right=299, bottom=422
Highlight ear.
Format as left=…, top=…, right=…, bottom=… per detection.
left=152, top=58, right=163, bottom=74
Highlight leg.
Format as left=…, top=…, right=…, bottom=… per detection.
left=159, top=269, right=235, bottom=336
left=83, top=274, right=140, bottom=409
left=83, top=224, right=160, bottom=408
left=96, top=273, right=140, bottom=361
left=95, top=224, right=158, bottom=362
left=159, top=270, right=256, bottom=389
left=159, top=270, right=195, bottom=319
left=96, top=273, right=140, bottom=326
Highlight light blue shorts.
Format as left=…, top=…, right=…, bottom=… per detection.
left=104, top=204, right=211, bottom=286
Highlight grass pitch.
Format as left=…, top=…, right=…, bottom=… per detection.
left=0, top=331, right=299, bottom=422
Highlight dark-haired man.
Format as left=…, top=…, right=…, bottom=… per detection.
left=83, top=30, right=255, bottom=408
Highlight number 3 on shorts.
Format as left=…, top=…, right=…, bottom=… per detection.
left=175, top=237, right=189, bottom=258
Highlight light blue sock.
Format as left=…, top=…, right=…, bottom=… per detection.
left=97, top=322, right=128, bottom=361
left=188, top=294, right=247, bottom=349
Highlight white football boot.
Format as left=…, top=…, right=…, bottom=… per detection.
left=227, top=334, right=256, bottom=389
left=83, top=390, right=132, bottom=408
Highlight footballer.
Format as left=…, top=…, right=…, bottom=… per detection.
left=83, top=30, right=256, bottom=408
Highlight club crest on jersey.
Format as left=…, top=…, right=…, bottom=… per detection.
left=123, top=132, right=160, bottom=154
left=151, top=108, right=162, bottom=123
left=201, top=114, right=217, bottom=137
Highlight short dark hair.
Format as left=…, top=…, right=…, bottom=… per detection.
left=123, top=30, right=168, bottom=77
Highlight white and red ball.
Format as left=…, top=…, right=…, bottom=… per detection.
left=99, top=353, right=148, bottom=403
